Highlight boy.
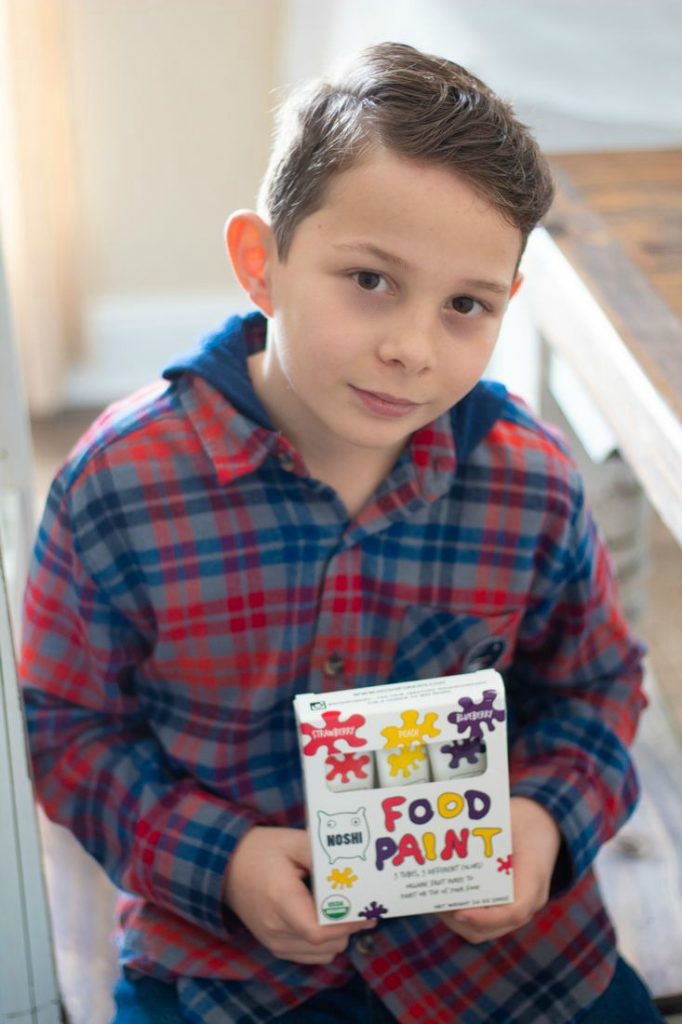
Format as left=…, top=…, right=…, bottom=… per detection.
left=21, top=42, right=663, bottom=1024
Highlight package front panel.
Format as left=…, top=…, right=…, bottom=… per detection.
left=294, top=671, right=513, bottom=924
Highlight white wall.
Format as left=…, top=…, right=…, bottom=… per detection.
left=278, top=0, right=682, bottom=152
left=63, top=0, right=282, bottom=404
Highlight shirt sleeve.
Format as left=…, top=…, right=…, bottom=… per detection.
left=506, top=467, right=647, bottom=894
left=20, top=467, right=261, bottom=939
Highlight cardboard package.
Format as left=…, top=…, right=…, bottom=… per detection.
left=293, top=670, right=513, bottom=924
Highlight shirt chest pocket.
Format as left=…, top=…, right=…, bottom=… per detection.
left=390, top=606, right=522, bottom=684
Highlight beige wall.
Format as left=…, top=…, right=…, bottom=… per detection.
left=65, top=0, right=282, bottom=298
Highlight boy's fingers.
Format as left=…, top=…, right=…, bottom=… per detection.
left=273, top=902, right=375, bottom=962
left=449, top=906, right=513, bottom=928
left=282, top=887, right=377, bottom=944
left=278, top=870, right=373, bottom=940
left=440, top=901, right=535, bottom=942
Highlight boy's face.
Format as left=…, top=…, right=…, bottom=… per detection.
left=252, top=148, right=522, bottom=468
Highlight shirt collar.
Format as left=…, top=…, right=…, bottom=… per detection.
left=163, top=312, right=507, bottom=496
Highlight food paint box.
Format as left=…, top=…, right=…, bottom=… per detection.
left=293, top=670, right=513, bottom=925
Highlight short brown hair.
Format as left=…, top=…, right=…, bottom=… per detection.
left=259, top=42, right=554, bottom=259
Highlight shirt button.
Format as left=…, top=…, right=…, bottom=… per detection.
left=278, top=451, right=295, bottom=471
left=355, top=933, right=375, bottom=955
left=323, top=652, right=345, bottom=677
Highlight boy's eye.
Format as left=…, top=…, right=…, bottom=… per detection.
left=352, top=271, right=389, bottom=292
left=450, top=295, right=485, bottom=316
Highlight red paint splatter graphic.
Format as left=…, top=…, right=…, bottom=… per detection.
left=325, top=752, right=371, bottom=783
left=497, top=854, right=513, bottom=875
left=300, top=710, right=367, bottom=756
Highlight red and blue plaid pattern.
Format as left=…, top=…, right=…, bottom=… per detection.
left=21, top=315, right=646, bottom=1023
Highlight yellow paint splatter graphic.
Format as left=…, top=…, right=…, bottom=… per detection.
left=381, top=710, right=440, bottom=749
left=327, top=867, right=358, bottom=889
left=387, top=745, right=427, bottom=778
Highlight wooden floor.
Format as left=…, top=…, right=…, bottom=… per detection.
left=549, top=149, right=682, bottom=380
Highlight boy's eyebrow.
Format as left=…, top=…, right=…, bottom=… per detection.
left=333, top=241, right=511, bottom=294
left=334, top=241, right=411, bottom=272
left=459, top=277, right=511, bottom=296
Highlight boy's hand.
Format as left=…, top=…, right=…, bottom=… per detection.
left=222, top=826, right=376, bottom=963
left=437, top=796, right=561, bottom=944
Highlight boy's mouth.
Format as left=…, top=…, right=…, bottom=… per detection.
left=350, top=385, right=421, bottom=418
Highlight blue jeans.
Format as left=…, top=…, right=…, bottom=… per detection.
left=111, top=956, right=665, bottom=1023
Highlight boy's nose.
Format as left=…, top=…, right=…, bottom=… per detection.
left=376, top=315, right=437, bottom=375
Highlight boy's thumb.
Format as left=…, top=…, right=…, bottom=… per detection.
left=286, top=827, right=313, bottom=873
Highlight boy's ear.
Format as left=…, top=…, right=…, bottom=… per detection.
left=509, top=272, right=524, bottom=299
left=225, top=211, right=275, bottom=317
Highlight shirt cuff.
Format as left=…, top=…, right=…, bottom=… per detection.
left=128, top=784, right=262, bottom=938
left=509, top=757, right=638, bottom=897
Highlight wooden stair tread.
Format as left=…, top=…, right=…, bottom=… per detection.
left=595, top=671, right=682, bottom=998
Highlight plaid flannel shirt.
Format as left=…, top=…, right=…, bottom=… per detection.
left=21, top=312, right=646, bottom=1023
